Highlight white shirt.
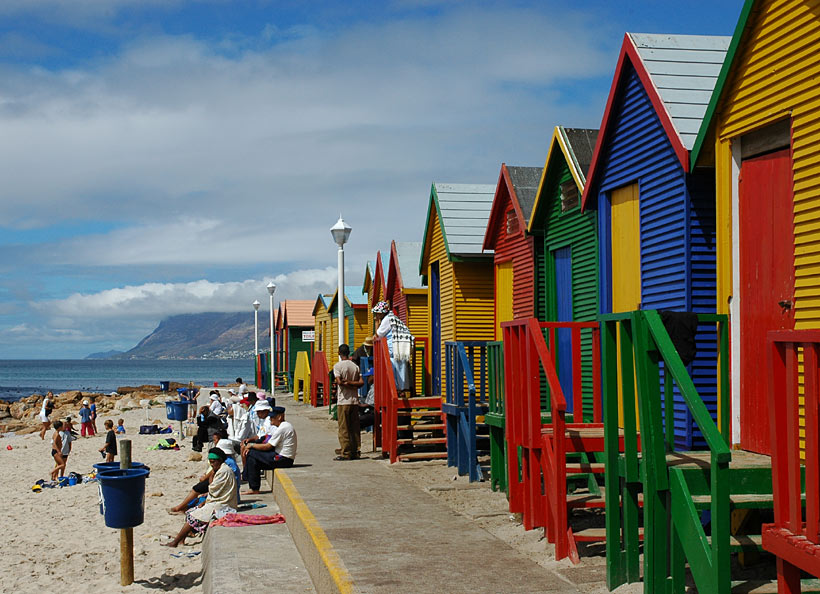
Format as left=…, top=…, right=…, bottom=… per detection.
left=266, top=421, right=297, bottom=460
left=209, top=399, right=224, bottom=416
left=229, top=403, right=251, bottom=442
left=238, top=383, right=248, bottom=396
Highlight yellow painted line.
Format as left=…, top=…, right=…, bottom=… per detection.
left=275, top=469, right=355, bottom=594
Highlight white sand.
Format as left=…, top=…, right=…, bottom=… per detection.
left=0, top=406, right=208, bottom=593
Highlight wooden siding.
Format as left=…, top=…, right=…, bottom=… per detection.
left=595, top=62, right=718, bottom=448
left=288, top=327, right=312, bottom=380
left=407, top=293, right=429, bottom=393
left=453, top=260, right=495, bottom=341
left=427, top=206, right=455, bottom=393
left=353, top=308, right=369, bottom=348
left=713, top=0, right=820, bottom=328
left=313, top=301, right=331, bottom=355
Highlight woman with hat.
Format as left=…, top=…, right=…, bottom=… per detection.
left=162, top=447, right=237, bottom=548
left=372, top=301, right=414, bottom=392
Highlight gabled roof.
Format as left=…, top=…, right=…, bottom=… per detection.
left=420, top=182, right=495, bottom=272
left=283, top=300, right=315, bottom=328
left=483, top=164, right=542, bottom=250
left=311, top=293, right=330, bottom=317
left=528, top=126, right=598, bottom=231
left=371, top=251, right=389, bottom=306
left=328, top=286, right=368, bottom=313
left=361, top=260, right=375, bottom=295
left=690, top=0, right=756, bottom=167
left=581, top=33, right=730, bottom=210
left=387, top=240, right=425, bottom=297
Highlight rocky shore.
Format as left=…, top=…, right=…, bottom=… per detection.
left=0, top=382, right=196, bottom=434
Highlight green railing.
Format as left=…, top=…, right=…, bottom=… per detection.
left=602, top=310, right=731, bottom=594
left=486, top=341, right=506, bottom=492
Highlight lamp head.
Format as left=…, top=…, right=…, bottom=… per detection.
left=330, top=216, right=352, bottom=247
left=266, top=282, right=276, bottom=296
left=252, top=300, right=261, bottom=311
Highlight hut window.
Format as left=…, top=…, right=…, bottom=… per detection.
left=560, top=181, right=578, bottom=212
left=505, top=209, right=520, bottom=235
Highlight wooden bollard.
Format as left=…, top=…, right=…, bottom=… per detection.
left=119, top=440, right=134, bottom=586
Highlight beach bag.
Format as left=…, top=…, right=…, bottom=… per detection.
left=159, top=426, right=173, bottom=434
left=139, top=424, right=159, bottom=435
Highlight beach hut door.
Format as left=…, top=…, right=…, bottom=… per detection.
left=610, top=183, right=642, bottom=428
left=553, top=246, right=574, bottom=411
left=495, top=261, right=514, bottom=340
left=739, top=147, right=794, bottom=455
left=431, top=262, right=442, bottom=395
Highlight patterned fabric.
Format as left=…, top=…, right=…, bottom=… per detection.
left=388, top=313, right=414, bottom=361
left=211, top=513, right=286, bottom=527
left=372, top=300, right=390, bottom=314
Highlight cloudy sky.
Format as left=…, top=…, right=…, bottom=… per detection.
left=0, top=0, right=741, bottom=358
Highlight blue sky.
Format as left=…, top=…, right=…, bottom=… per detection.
left=0, top=0, right=743, bottom=358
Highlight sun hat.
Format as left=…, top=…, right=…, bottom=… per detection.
left=209, top=393, right=219, bottom=401
left=227, top=388, right=237, bottom=395
left=372, top=301, right=390, bottom=314
left=82, top=400, right=89, bottom=405
left=255, top=400, right=272, bottom=412
left=271, top=406, right=286, bottom=416
left=363, top=336, right=374, bottom=346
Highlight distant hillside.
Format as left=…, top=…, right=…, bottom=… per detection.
left=106, top=312, right=263, bottom=359
left=85, top=349, right=125, bottom=360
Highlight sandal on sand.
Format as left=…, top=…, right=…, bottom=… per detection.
left=167, top=507, right=184, bottom=515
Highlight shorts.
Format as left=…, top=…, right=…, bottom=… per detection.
left=192, top=479, right=209, bottom=494
left=185, top=511, right=209, bottom=534
left=51, top=449, right=58, bottom=457
left=39, top=413, right=49, bottom=423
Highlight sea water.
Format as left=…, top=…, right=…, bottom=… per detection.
left=0, top=359, right=253, bottom=402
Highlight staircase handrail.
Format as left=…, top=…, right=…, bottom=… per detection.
left=373, top=336, right=400, bottom=457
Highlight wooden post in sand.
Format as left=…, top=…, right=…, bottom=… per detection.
left=119, top=440, right=134, bottom=586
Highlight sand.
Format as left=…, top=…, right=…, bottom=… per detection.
left=0, top=406, right=207, bottom=593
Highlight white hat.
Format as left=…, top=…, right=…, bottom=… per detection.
left=227, top=388, right=237, bottom=395
left=255, top=400, right=272, bottom=412
left=209, top=393, right=219, bottom=401
left=82, top=400, right=89, bottom=405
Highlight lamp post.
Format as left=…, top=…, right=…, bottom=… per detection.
left=252, top=300, right=260, bottom=385
left=267, top=282, right=276, bottom=397
left=330, top=215, right=352, bottom=357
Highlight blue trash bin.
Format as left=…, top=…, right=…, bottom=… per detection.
left=98, top=467, right=150, bottom=529
left=93, top=461, right=148, bottom=474
left=159, top=381, right=170, bottom=392
left=166, top=401, right=189, bottom=421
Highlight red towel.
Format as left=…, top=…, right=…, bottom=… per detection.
left=211, top=513, right=286, bottom=527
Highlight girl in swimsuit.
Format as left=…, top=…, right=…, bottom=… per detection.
left=50, top=420, right=65, bottom=481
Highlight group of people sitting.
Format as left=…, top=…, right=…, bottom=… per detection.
left=162, top=391, right=297, bottom=548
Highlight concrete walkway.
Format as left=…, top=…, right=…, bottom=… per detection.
left=270, top=400, right=582, bottom=594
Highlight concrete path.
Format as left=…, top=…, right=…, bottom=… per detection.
left=271, top=400, right=582, bottom=594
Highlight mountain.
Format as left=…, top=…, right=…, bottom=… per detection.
left=85, top=349, right=125, bottom=359
left=107, top=312, right=264, bottom=359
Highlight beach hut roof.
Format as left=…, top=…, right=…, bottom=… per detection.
left=581, top=32, right=730, bottom=210
left=388, top=241, right=425, bottom=295
left=361, top=260, right=375, bottom=295
left=690, top=0, right=757, bottom=166
left=528, top=126, right=598, bottom=231
left=483, top=165, right=542, bottom=251
left=311, top=293, right=330, bottom=316
left=283, top=300, right=315, bottom=328
left=420, top=182, right=495, bottom=272
left=328, top=286, right=367, bottom=312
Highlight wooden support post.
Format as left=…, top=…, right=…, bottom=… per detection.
left=119, top=439, right=133, bottom=586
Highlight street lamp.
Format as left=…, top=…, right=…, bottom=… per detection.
left=267, top=281, right=276, bottom=398
left=331, top=216, right=351, bottom=356
left=252, top=300, right=261, bottom=378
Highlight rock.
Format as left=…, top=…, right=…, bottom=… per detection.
left=148, top=492, right=163, bottom=497
left=9, top=401, right=32, bottom=420
left=188, top=452, right=202, bottom=462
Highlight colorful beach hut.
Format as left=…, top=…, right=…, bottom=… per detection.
left=326, top=287, right=369, bottom=355
left=362, top=261, right=376, bottom=337
left=276, top=300, right=315, bottom=387
left=582, top=32, right=730, bottom=448
left=385, top=240, right=429, bottom=393
left=528, top=127, right=598, bottom=415
left=312, top=294, right=333, bottom=357
left=482, top=165, right=541, bottom=335
left=419, top=182, right=496, bottom=395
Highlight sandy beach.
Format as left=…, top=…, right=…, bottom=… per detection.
left=0, top=405, right=208, bottom=593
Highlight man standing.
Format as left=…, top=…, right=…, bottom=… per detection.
left=333, top=344, right=363, bottom=461
left=241, top=405, right=297, bottom=494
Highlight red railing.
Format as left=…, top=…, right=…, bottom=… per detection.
left=503, top=318, right=602, bottom=561
left=374, top=337, right=400, bottom=460
left=765, top=330, right=820, bottom=592
left=310, top=351, right=330, bottom=408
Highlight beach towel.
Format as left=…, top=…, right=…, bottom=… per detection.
left=147, top=438, right=179, bottom=450
left=211, top=513, right=286, bottom=527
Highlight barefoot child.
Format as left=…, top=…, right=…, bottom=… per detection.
left=98, top=420, right=117, bottom=462
left=59, top=420, right=74, bottom=472
left=115, top=418, right=126, bottom=434
left=50, top=421, right=65, bottom=480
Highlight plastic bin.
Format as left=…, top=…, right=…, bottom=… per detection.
left=93, top=461, right=148, bottom=474
left=166, top=401, right=190, bottom=421
left=98, top=467, right=150, bottom=529
left=159, top=381, right=170, bottom=392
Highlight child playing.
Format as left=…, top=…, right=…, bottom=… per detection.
left=50, top=421, right=66, bottom=480
left=64, top=415, right=78, bottom=438
left=89, top=397, right=98, bottom=434
left=99, top=419, right=117, bottom=462
left=78, top=400, right=94, bottom=437
left=59, top=420, right=74, bottom=472
left=115, top=418, right=126, bottom=434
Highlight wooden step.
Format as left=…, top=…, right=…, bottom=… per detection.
left=397, top=452, right=448, bottom=462
left=731, top=579, right=820, bottom=593
left=567, top=492, right=645, bottom=509
left=395, top=437, right=447, bottom=446
left=706, top=533, right=764, bottom=552
left=691, top=493, right=777, bottom=509
left=565, top=463, right=605, bottom=474
left=396, top=423, right=445, bottom=431
left=573, top=527, right=644, bottom=542
left=407, top=410, right=444, bottom=417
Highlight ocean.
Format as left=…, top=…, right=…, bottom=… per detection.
left=0, top=359, right=254, bottom=402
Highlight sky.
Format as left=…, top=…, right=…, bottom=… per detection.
left=0, top=0, right=743, bottom=359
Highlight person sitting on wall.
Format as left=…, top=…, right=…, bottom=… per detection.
left=241, top=405, right=296, bottom=494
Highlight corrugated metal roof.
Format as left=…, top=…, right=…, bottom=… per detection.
left=395, top=242, right=424, bottom=289
left=505, top=166, right=542, bottom=223
left=284, top=300, right=315, bottom=327
left=562, top=128, right=598, bottom=182
left=434, top=183, right=496, bottom=256
left=345, top=287, right=368, bottom=306
left=629, top=33, right=730, bottom=150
